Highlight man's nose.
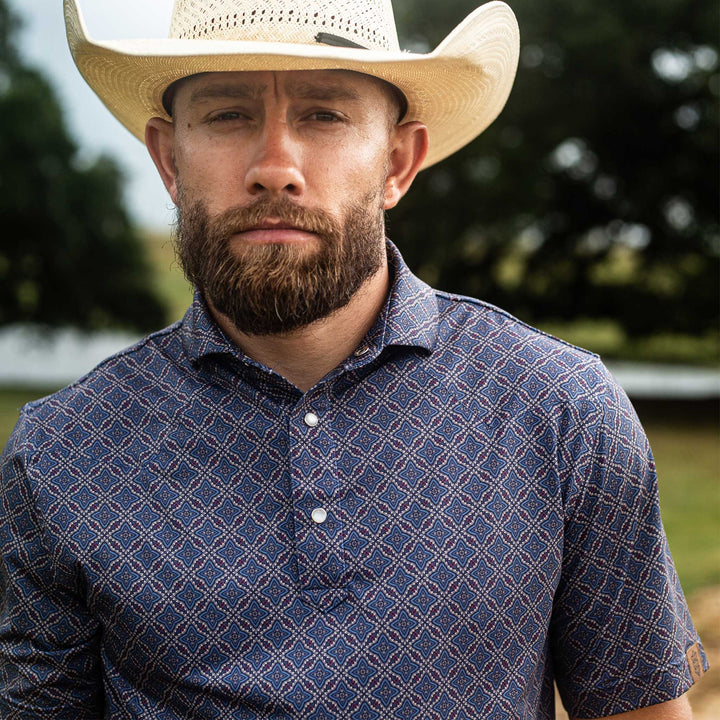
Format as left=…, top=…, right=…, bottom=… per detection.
left=244, top=119, right=306, bottom=197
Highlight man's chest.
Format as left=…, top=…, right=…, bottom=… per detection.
left=34, top=374, right=572, bottom=716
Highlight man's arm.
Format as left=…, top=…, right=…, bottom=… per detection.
left=551, top=365, right=707, bottom=718
left=579, top=693, right=693, bottom=719
left=1, top=413, right=104, bottom=718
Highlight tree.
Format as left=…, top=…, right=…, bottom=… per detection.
left=390, top=0, right=719, bottom=338
left=0, top=0, right=166, bottom=332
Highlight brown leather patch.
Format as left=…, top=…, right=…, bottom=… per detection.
left=686, top=642, right=706, bottom=683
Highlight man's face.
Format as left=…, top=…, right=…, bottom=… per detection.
left=160, top=70, right=403, bottom=335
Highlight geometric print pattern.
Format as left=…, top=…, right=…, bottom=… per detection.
left=0, top=243, right=706, bottom=719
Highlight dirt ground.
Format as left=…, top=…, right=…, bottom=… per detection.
left=554, top=586, right=720, bottom=719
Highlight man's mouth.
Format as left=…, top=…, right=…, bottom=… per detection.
left=234, top=218, right=318, bottom=245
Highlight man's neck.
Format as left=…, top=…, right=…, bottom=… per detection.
left=208, top=263, right=391, bottom=393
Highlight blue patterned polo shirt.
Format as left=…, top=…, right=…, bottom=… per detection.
left=0, top=243, right=706, bottom=719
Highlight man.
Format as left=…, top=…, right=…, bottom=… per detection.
left=0, top=0, right=707, bottom=717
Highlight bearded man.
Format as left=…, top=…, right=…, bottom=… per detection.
left=0, top=0, right=707, bottom=718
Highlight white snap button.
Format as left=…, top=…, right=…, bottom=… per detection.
left=354, top=346, right=369, bottom=357
left=304, top=412, right=319, bottom=428
left=311, top=508, right=328, bottom=524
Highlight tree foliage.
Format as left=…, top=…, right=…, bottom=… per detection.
left=0, top=0, right=166, bottom=332
left=390, top=0, right=719, bottom=337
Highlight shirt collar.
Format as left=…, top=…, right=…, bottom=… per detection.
left=180, top=291, right=234, bottom=365
left=180, top=240, right=439, bottom=367
left=361, top=240, right=438, bottom=356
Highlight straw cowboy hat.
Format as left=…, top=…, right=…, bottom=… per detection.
left=64, top=0, right=520, bottom=169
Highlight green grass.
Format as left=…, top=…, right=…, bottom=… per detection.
left=538, top=319, right=720, bottom=367
left=143, top=230, right=194, bottom=324
left=0, top=386, right=58, bottom=449
left=640, top=411, right=720, bottom=595
left=2, top=387, right=717, bottom=597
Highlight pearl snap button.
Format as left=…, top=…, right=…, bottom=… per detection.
left=311, top=508, right=328, bottom=524
left=304, top=412, right=319, bottom=428
left=354, top=346, right=370, bottom=357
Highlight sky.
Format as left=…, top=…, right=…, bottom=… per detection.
left=8, top=0, right=177, bottom=230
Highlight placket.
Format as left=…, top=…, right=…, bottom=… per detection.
left=288, top=388, right=349, bottom=612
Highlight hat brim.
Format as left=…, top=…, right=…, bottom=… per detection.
left=65, top=0, right=519, bottom=170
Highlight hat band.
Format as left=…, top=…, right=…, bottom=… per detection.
left=314, top=32, right=367, bottom=49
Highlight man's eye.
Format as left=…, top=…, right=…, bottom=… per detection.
left=309, top=110, right=342, bottom=122
left=208, top=111, right=246, bottom=123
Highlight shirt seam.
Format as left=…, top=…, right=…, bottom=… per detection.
left=432, top=288, right=600, bottom=360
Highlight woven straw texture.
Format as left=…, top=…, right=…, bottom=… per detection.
left=64, top=0, right=519, bottom=169
left=169, top=0, right=399, bottom=51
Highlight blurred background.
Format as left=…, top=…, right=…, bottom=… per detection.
left=0, top=0, right=718, bottom=715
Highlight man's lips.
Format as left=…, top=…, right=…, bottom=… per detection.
left=233, top=218, right=318, bottom=244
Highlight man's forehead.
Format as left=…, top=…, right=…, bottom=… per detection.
left=171, top=70, right=378, bottom=105
left=164, top=69, right=406, bottom=119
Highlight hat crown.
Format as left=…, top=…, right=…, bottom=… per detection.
left=168, top=0, right=400, bottom=51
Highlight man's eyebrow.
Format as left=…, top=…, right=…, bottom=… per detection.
left=286, top=81, right=362, bottom=102
left=188, top=83, right=267, bottom=104
left=185, top=78, right=362, bottom=107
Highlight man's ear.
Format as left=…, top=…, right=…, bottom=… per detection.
left=383, top=121, right=429, bottom=210
left=146, top=117, right=179, bottom=203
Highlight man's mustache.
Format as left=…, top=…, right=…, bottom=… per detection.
left=210, top=197, right=339, bottom=238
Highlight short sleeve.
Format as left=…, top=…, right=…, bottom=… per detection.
left=550, top=371, right=708, bottom=718
left=0, top=411, right=104, bottom=719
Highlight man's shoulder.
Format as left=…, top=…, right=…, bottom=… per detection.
left=433, top=289, right=601, bottom=365
left=428, top=292, right=635, bottom=444
left=9, top=321, right=184, bottom=455
left=428, top=292, right=628, bottom=416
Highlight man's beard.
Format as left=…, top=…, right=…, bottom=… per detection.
left=173, top=190, right=386, bottom=336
